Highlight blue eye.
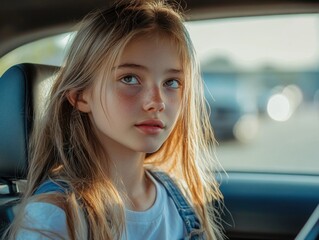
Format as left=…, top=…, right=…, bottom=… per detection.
left=164, top=79, right=181, bottom=89
left=120, top=75, right=139, bottom=85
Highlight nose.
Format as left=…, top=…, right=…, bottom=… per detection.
left=143, top=87, right=165, bottom=112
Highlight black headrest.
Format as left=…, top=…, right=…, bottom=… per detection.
left=0, top=63, right=59, bottom=180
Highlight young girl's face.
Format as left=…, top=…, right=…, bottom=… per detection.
left=82, top=34, right=183, bottom=155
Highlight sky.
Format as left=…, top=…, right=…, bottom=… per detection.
left=185, top=14, right=319, bottom=70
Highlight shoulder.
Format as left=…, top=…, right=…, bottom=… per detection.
left=33, top=179, right=71, bottom=210
left=16, top=179, right=71, bottom=239
left=24, top=201, right=66, bottom=221
left=148, top=170, right=189, bottom=197
left=148, top=170, right=193, bottom=205
left=17, top=201, right=69, bottom=239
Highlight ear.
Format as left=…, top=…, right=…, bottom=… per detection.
left=67, top=89, right=91, bottom=113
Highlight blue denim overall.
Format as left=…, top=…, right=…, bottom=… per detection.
left=35, top=171, right=204, bottom=240
left=150, top=171, right=204, bottom=240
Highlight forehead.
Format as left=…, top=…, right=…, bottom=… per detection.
left=118, top=34, right=183, bottom=68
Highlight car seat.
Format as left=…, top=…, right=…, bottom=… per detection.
left=0, top=63, right=58, bottom=236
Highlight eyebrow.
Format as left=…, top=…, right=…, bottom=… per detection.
left=113, top=63, right=183, bottom=74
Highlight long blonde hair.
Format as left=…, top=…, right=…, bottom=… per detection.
left=6, top=0, right=224, bottom=239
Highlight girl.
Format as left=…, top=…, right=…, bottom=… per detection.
left=6, top=0, right=224, bottom=239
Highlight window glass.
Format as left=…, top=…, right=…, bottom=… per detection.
left=0, top=33, right=71, bottom=75
left=185, top=14, right=319, bottom=174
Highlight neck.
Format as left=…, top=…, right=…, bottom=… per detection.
left=110, top=152, right=146, bottom=194
left=103, top=146, right=156, bottom=211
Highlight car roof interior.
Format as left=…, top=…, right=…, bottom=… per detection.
left=1, top=0, right=319, bottom=56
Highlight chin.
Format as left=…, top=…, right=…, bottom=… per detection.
left=144, top=147, right=161, bottom=154
left=137, top=144, right=163, bottom=154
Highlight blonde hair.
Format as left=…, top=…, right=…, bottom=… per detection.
left=6, top=0, right=224, bottom=239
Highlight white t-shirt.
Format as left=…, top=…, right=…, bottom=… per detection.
left=17, top=173, right=186, bottom=240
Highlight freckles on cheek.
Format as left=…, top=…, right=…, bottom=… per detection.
left=167, top=92, right=182, bottom=108
left=167, top=94, right=183, bottom=119
left=115, top=86, right=140, bottom=109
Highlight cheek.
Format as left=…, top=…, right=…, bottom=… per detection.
left=166, top=91, right=182, bottom=110
left=114, top=85, right=141, bottom=110
left=165, top=93, right=182, bottom=122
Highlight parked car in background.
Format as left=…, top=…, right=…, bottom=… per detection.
left=203, top=71, right=258, bottom=141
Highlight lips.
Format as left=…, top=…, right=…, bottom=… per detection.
left=135, top=119, right=165, bottom=134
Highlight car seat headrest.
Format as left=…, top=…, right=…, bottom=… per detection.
left=0, top=63, right=59, bottom=180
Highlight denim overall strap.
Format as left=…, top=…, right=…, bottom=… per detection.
left=150, top=171, right=204, bottom=240
left=34, top=180, right=69, bottom=195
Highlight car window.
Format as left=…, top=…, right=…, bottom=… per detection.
left=185, top=14, right=319, bottom=174
left=0, top=33, right=72, bottom=76
left=1, top=14, right=318, bottom=174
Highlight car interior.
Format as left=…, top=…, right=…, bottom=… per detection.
left=1, top=0, right=319, bottom=240
left=0, top=63, right=59, bottom=235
